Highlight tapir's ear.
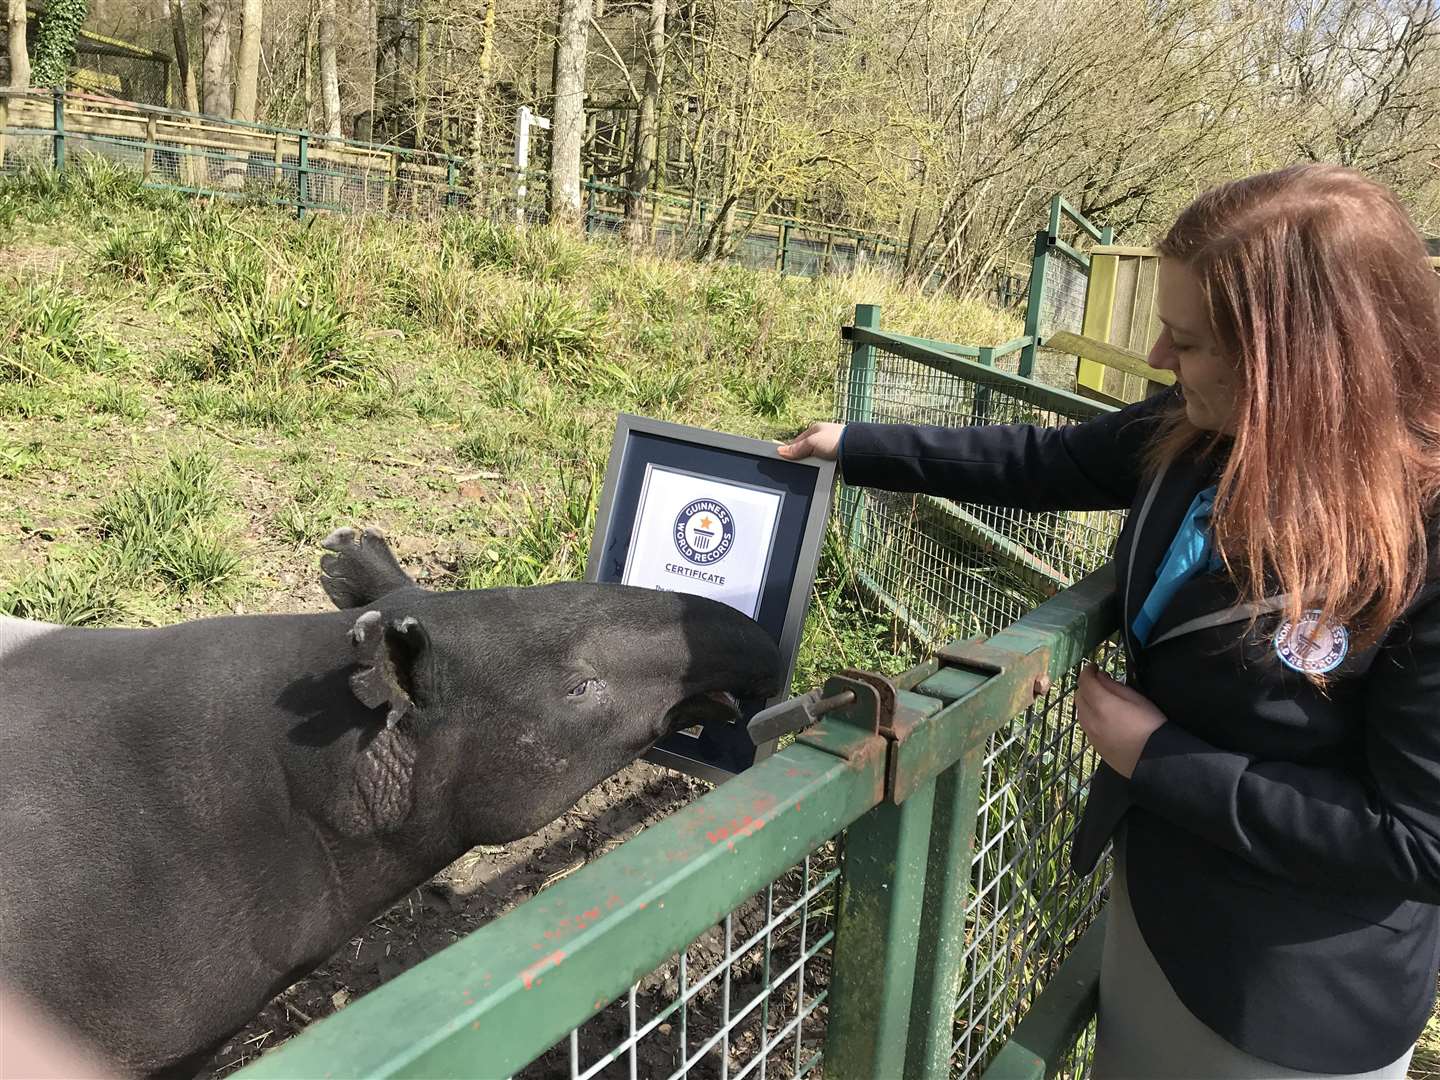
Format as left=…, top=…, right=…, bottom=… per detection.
left=348, top=609, right=432, bottom=728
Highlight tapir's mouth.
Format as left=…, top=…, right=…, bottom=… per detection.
left=666, top=689, right=743, bottom=732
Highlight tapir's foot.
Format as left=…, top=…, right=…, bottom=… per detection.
left=319, top=527, right=417, bottom=609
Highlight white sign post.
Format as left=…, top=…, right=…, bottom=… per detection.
left=513, top=105, right=551, bottom=224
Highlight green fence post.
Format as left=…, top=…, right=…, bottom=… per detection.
left=1018, top=230, right=1049, bottom=379
left=974, top=344, right=995, bottom=423
left=445, top=157, right=457, bottom=209
left=776, top=219, right=790, bottom=275
left=52, top=90, right=64, bottom=173
left=901, top=758, right=990, bottom=1079
left=825, top=780, right=939, bottom=1080
left=843, top=304, right=880, bottom=557
left=295, top=132, right=308, bottom=219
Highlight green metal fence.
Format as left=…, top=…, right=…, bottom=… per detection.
left=838, top=305, right=1121, bottom=647
left=1018, top=196, right=1113, bottom=381
left=226, top=311, right=1119, bottom=1080
left=0, top=88, right=912, bottom=286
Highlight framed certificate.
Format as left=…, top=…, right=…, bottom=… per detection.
left=586, top=415, right=835, bottom=782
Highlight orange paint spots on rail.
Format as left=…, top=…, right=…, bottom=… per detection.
left=520, top=950, right=566, bottom=990
left=706, top=815, right=767, bottom=844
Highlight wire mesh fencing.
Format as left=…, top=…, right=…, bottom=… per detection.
left=836, top=325, right=1123, bottom=644
left=831, top=310, right=1124, bottom=1076
left=953, top=640, right=1120, bottom=1077
left=519, top=852, right=838, bottom=1080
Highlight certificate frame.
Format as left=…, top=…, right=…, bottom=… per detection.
left=586, top=414, right=835, bottom=783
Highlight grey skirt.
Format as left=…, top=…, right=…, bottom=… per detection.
left=1090, top=839, right=1415, bottom=1080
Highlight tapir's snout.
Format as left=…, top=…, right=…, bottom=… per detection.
left=658, top=591, right=785, bottom=732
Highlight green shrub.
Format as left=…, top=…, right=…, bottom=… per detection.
left=0, top=276, right=118, bottom=381
left=480, top=287, right=604, bottom=371
left=0, top=553, right=126, bottom=626
left=200, top=289, right=367, bottom=385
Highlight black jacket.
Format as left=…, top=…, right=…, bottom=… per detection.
left=840, top=389, right=1440, bottom=1074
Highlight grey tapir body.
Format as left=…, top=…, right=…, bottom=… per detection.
left=0, top=529, right=782, bottom=1077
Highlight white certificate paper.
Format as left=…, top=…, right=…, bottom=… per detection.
left=622, top=465, right=783, bottom=618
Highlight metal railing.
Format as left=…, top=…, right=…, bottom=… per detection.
left=230, top=311, right=1121, bottom=1080
left=0, top=88, right=913, bottom=286
left=1018, top=196, right=1113, bottom=380
left=838, top=305, right=1121, bottom=647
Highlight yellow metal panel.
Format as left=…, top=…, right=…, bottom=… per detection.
left=1089, top=244, right=1160, bottom=257
left=1076, top=253, right=1117, bottom=395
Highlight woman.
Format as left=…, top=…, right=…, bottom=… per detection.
left=779, top=164, right=1440, bottom=1077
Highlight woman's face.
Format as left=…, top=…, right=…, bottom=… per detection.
left=1147, top=258, right=1238, bottom=434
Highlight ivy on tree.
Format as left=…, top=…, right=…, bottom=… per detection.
left=30, top=0, right=89, bottom=89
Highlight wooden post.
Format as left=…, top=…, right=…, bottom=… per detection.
left=52, top=90, right=65, bottom=173
left=273, top=131, right=284, bottom=185
left=143, top=114, right=157, bottom=181
left=296, top=131, right=309, bottom=219
left=385, top=150, right=397, bottom=212
left=0, top=95, right=9, bottom=172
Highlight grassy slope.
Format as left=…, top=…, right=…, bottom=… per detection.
left=0, top=157, right=1019, bottom=691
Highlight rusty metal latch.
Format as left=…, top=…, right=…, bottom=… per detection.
left=935, top=638, right=1052, bottom=700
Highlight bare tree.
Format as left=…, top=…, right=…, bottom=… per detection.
left=7, top=0, right=29, bottom=88
left=201, top=0, right=233, bottom=116
left=319, top=0, right=341, bottom=135
left=233, top=0, right=263, bottom=120
left=167, top=0, right=199, bottom=111
left=622, top=0, right=667, bottom=244
left=549, top=0, right=592, bottom=228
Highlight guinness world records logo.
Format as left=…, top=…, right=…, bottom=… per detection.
left=1273, top=609, right=1349, bottom=675
left=674, top=499, right=735, bottom=566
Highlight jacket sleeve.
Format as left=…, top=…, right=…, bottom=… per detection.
left=1128, top=586, right=1440, bottom=901
left=838, top=388, right=1177, bottom=512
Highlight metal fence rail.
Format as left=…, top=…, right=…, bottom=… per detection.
left=0, top=88, right=917, bottom=288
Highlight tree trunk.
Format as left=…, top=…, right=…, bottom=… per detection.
left=167, top=0, right=199, bottom=111
left=7, top=0, right=30, bottom=89
left=318, top=0, right=341, bottom=137
left=468, top=0, right=496, bottom=188
left=413, top=4, right=428, bottom=149
left=200, top=0, right=233, bottom=117
left=232, top=0, right=261, bottom=121
left=29, top=0, right=88, bottom=89
left=622, top=0, right=666, bottom=245
left=548, top=0, right=591, bottom=229
left=301, top=0, right=312, bottom=128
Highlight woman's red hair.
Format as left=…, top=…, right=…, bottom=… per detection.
left=1151, top=164, right=1440, bottom=657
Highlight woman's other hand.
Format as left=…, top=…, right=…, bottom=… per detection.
left=1076, top=666, right=1167, bottom=779
left=778, top=422, right=845, bottom=461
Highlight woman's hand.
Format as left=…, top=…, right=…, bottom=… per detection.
left=1076, top=666, right=1167, bottom=779
left=778, top=422, right=845, bottom=461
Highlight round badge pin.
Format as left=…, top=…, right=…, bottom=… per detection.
left=673, top=499, right=735, bottom=566
left=1273, top=609, right=1349, bottom=675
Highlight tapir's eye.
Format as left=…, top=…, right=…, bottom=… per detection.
left=568, top=678, right=605, bottom=698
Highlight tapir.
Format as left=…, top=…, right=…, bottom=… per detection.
left=0, top=527, right=783, bottom=1077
